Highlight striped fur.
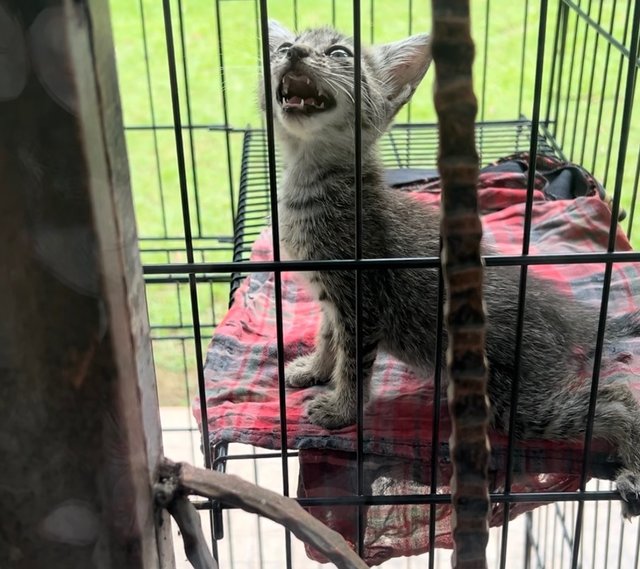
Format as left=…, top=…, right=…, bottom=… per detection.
left=262, top=22, right=640, bottom=516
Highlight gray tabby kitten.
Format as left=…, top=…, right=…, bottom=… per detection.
left=262, top=21, right=640, bottom=516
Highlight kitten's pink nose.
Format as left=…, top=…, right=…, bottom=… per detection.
left=287, top=44, right=311, bottom=62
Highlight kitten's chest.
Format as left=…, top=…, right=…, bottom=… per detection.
left=278, top=193, right=353, bottom=261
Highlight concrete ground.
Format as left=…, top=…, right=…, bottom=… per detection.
left=159, top=407, right=638, bottom=569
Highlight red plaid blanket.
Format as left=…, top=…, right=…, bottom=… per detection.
left=194, top=154, right=640, bottom=565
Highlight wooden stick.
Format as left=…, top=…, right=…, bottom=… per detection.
left=158, top=460, right=368, bottom=569
left=166, top=496, right=218, bottom=569
left=430, top=2, right=491, bottom=568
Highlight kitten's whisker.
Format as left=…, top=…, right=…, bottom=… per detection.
left=323, top=77, right=355, bottom=104
left=323, top=71, right=381, bottom=112
left=322, top=75, right=386, bottom=132
left=324, top=77, right=354, bottom=101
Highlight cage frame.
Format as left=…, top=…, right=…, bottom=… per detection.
left=117, top=0, right=640, bottom=566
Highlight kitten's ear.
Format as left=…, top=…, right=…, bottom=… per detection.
left=375, top=33, right=432, bottom=108
left=268, top=20, right=294, bottom=52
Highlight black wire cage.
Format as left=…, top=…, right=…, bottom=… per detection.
left=110, top=0, right=640, bottom=567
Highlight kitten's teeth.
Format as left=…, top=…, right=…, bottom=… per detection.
left=300, top=98, right=304, bottom=108
left=318, top=102, right=325, bottom=109
left=305, top=77, right=311, bottom=85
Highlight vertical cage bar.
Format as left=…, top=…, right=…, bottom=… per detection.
left=589, top=483, right=600, bottom=569
left=479, top=0, right=490, bottom=121
left=161, top=0, right=212, bottom=471
left=546, top=503, right=553, bottom=569
left=213, top=0, right=238, bottom=223
left=224, top=508, right=234, bottom=567
left=428, top=268, right=445, bottom=569
left=524, top=511, right=533, bottom=569
left=589, top=0, right=619, bottom=175
left=568, top=0, right=593, bottom=160
left=602, top=0, right=632, bottom=189
left=176, top=0, right=203, bottom=236
left=137, top=0, right=169, bottom=238
left=517, top=0, right=530, bottom=119
left=352, top=0, right=366, bottom=558
left=616, top=520, right=626, bottom=569
left=212, top=443, right=226, bottom=541
left=549, top=1, right=569, bottom=140
left=626, top=144, right=640, bottom=239
left=477, top=0, right=490, bottom=160
left=257, top=5, right=293, bottom=568
left=570, top=4, right=640, bottom=567
left=550, top=505, right=558, bottom=569
left=180, top=340, right=198, bottom=462
left=369, top=0, right=375, bottom=43
left=558, top=8, right=581, bottom=150
left=405, top=0, right=414, bottom=124
left=403, top=0, right=414, bottom=168
left=555, top=506, right=563, bottom=568
left=578, top=0, right=606, bottom=166
left=162, top=0, right=218, bottom=561
left=499, top=4, right=549, bottom=569
left=176, top=268, right=185, bottom=326
left=604, top=499, right=613, bottom=569
left=543, top=0, right=561, bottom=127
left=251, top=448, right=266, bottom=568
left=634, top=521, right=640, bottom=568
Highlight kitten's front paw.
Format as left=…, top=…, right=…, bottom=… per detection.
left=285, top=355, right=330, bottom=388
left=616, top=469, right=640, bottom=518
left=307, top=393, right=356, bottom=430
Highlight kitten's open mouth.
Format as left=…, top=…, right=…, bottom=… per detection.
left=276, top=73, right=335, bottom=115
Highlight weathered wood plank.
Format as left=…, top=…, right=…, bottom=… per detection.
left=0, top=1, right=173, bottom=567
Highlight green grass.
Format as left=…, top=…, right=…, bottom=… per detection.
left=108, top=0, right=639, bottom=405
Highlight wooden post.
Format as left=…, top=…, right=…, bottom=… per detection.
left=0, top=1, right=174, bottom=567
left=430, top=1, right=491, bottom=568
